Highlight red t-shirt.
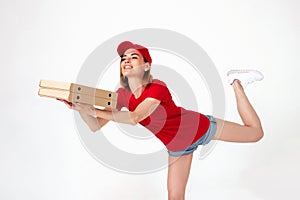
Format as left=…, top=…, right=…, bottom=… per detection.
left=116, top=79, right=210, bottom=152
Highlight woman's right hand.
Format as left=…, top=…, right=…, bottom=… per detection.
left=56, top=99, right=95, bottom=116
left=56, top=99, right=80, bottom=111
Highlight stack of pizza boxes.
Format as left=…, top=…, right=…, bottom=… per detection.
left=38, top=80, right=118, bottom=109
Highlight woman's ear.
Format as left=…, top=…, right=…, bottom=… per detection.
left=144, top=63, right=151, bottom=71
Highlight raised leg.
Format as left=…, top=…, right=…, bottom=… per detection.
left=167, top=154, right=193, bottom=200
left=214, top=80, right=264, bottom=142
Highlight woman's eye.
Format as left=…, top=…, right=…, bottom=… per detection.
left=121, top=58, right=125, bottom=62
left=132, top=57, right=138, bottom=59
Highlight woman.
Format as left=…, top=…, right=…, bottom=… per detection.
left=59, top=41, right=264, bottom=200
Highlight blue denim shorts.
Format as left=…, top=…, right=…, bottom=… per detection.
left=168, top=115, right=217, bottom=157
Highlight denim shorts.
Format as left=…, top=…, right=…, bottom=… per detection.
left=168, top=115, right=217, bottom=157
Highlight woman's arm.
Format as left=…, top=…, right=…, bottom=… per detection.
left=57, top=99, right=110, bottom=132
left=78, top=112, right=101, bottom=132
left=88, top=98, right=161, bottom=125
left=95, top=108, right=111, bottom=130
left=79, top=111, right=111, bottom=132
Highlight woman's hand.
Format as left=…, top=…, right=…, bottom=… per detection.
left=75, top=102, right=97, bottom=117
left=56, top=99, right=96, bottom=116
left=57, top=98, right=79, bottom=110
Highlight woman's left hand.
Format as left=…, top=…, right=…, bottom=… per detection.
left=75, top=103, right=97, bottom=117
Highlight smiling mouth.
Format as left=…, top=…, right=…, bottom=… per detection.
left=123, top=65, right=133, bottom=70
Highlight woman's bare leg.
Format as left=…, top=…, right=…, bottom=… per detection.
left=167, top=154, right=193, bottom=200
left=214, top=80, right=264, bottom=142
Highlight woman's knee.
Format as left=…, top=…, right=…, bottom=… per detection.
left=252, top=127, right=264, bottom=142
left=167, top=185, right=185, bottom=200
left=168, top=189, right=185, bottom=200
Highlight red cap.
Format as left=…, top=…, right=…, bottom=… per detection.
left=117, top=41, right=152, bottom=65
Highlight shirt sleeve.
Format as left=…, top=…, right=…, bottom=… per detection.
left=116, top=88, right=130, bottom=110
left=146, top=81, right=171, bottom=102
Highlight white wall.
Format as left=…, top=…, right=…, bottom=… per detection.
left=1, top=0, right=299, bottom=199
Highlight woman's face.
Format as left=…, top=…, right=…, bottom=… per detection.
left=120, top=48, right=149, bottom=78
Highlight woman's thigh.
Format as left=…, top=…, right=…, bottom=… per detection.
left=213, top=118, right=263, bottom=143
left=167, top=153, right=193, bottom=197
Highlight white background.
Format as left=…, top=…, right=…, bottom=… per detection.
left=1, top=0, right=300, bottom=199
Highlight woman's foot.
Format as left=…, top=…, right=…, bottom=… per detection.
left=227, top=69, right=264, bottom=86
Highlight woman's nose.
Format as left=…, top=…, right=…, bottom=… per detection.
left=124, top=57, right=131, bottom=63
